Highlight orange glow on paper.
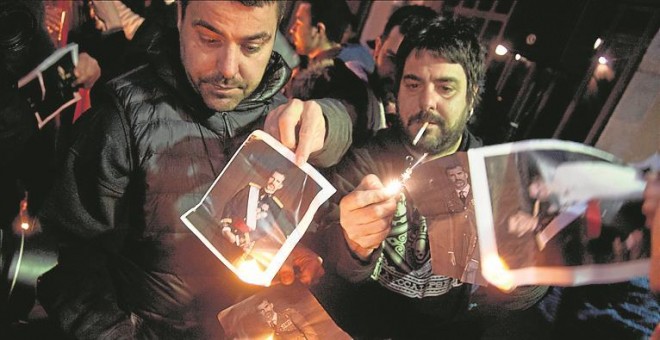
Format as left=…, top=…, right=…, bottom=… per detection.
left=483, top=254, right=515, bottom=292
left=235, top=258, right=266, bottom=286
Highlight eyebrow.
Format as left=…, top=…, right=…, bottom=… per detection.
left=192, top=19, right=272, bottom=42
left=402, top=74, right=460, bottom=84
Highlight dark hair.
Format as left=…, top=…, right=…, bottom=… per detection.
left=395, top=17, right=486, bottom=108
left=180, top=0, right=288, bottom=23
left=445, top=163, right=466, bottom=174
left=381, top=5, right=437, bottom=40
left=299, top=0, right=352, bottom=43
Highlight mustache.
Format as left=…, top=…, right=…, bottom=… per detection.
left=199, top=74, right=246, bottom=89
left=407, top=109, right=446, bottom=127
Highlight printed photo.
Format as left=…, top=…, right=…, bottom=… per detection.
left=218, top=282, right=351, bottom=340
left=181, top=130, right=335, bottom=286
left=468, top=140, right=650, bottom=287
left=406, top=152, right=486, bottom=285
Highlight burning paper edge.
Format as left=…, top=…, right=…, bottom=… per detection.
left=468, top=140, right=652, bottom=288
left=179, top=130, right=338, bottom=287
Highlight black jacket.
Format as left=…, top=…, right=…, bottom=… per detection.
left=38, top=30, right=352, bottom=339
left=311, top=127, right=547, bottom=338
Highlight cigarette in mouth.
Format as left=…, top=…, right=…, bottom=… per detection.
left=412, top=122, right=429, bottom=146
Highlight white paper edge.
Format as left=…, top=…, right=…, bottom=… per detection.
left=468, top=139, right=649, bottom=288
left=18, top=43, right=79, bottom=88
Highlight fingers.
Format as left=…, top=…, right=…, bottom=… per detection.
left=264, top=99, right=326, bottom=166
left=277, top=263, right=295, bottom=285
left=73, top=53, right=101, bottom=89
left=294, top=250, right=324, bottom=285
left=340, top=175, right=397, bottom=253
left=294, top=101, right=324, bottom=165
left=274, top=246, right=324, bottom=286
left=642, top=173, right=660, bottom=227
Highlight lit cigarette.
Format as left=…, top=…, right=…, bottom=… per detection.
left=58, top=11, right=66, bottom=43
left=412, top=122, right=429, bottom=146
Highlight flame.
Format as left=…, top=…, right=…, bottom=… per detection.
left=20, top=222, right=30, bottom=231
left=384, top=180, right=403, bottom=196
left=482, top=254, right=515, bottom=292
left=235, top=258, right=266, bottom=286
left=263, top=334, right=274, bottom=340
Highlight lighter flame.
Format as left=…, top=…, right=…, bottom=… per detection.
left=482, top=254, right=515, bottom=292
left=384, top=180, right=403, bottom=196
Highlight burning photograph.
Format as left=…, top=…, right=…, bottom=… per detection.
left=181, top=130, right=335, bottom=286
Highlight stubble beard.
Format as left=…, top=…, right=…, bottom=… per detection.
left=400, top=107, right=469, bottom=155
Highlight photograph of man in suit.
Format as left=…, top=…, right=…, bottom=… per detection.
left=256, top=298, right=318, bottom=340
left=439, top=163, right=482, bottom=283
left=221, top=170, right=294, bottom=256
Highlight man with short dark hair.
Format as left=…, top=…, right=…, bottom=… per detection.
left=38, top=1, right=351, bottom=338
left=370, top=5, right=437, bottom=120
left=315, top=17, right=548, bottom=338
left=287, top=0, right=381, bottom=145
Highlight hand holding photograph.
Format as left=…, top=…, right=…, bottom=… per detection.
left=468, top=140, right=651, bottom=290
left=181, top=130, right=336, bottom=286
left=17, top=43, right=81, bottom=129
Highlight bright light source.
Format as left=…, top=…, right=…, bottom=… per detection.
left=593, top=38, right=603, bottom=49
left=515, top=54, right=521, bottom=61
left=384, top=180, right=403, bottom=196
left=20, top=222, right=30, bottom=230
left=482, top=254, right=515, bottom=292
left=495, top=44, right=508, bottom=56
left=236, top=258, right=265, bottom=285
left=598, top=56, right=608, bottom=65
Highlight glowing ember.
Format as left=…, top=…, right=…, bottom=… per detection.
left=482, top=254, right=515, bottom=292
left=235, top=258, right=266, bottom=285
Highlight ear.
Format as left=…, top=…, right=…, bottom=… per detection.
left=315, top=22, right=326, bottom=38
left=468, top=85, right=479, bottom=117
left=373, top=36, right=383, bottom=56
left=176, top=1, right=182, bottom=30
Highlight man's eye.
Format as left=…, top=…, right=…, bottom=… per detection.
left=199, top=34, right=219, bottom=44
left=404, top=81, right=420, bottom=90
left=244, top=44, right=262, bottom=54
left=441, top=86, right=456, bottom=94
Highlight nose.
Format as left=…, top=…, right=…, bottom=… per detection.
left=217, top=45, right=239, bottom=80
left=419, top=84, right=438, bottom=112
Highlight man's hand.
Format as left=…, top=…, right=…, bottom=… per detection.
left=340, top=175, right=397, bottom=260
left=644, top=173, right=660, bottom=293
left=264, top=99, right=326, bottom=166
left=276, top=245, right=324, bottom=286
left=73, top=53, right=101, bottom=89
left=643, top=172, right=660, bottom=228
left=90, top=0, right=123, bottom=32
left=507, top=211, right=538, bottom=237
